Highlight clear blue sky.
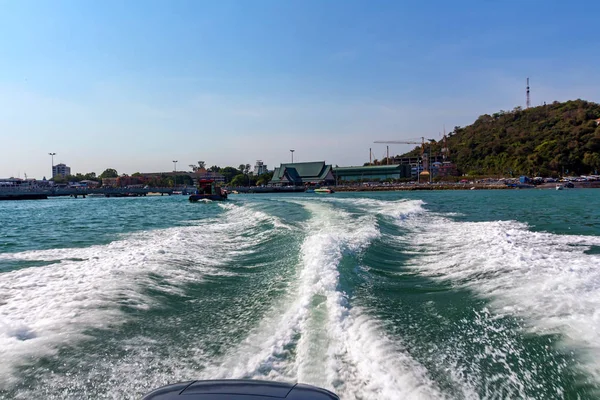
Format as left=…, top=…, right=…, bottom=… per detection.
left=1, top=0, right=599, bottom=178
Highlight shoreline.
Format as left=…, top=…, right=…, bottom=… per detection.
left=228, top=181, right=600, bottom=194
left=333, top=184, right=509, bottom=191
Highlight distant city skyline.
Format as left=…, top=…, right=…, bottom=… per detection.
left=1, top=0, right=599, bottom=178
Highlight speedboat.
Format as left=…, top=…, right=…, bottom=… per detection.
left=314, top=187, right=334, bottom=194
left=556, top=184, right=564, bottom=190
left=189, top=179, right=228, bottom=202
left=142, top=380, right=339, bottom=399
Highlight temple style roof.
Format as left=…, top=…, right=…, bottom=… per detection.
left=270, top=162, right=333, bottom=185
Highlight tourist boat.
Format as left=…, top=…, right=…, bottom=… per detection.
left=189, top=179, right=228, bottom=202
left=314, top=187, right=334, bottom=194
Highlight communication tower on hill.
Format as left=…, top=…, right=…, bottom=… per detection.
left=526, top=77, right=531, bottom=109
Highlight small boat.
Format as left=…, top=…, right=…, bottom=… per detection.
left=556, top=184, right=564, bottom=190
left=314, top=187, right=334, bottom=194
left=305, top=188, right=315, bottom=193
left=189, top=179, right=228, bottom=202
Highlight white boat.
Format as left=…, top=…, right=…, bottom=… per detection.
left=556, top=184, right=564, bottom=190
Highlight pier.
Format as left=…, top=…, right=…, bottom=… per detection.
left=0, top=187, right=178, bottom=200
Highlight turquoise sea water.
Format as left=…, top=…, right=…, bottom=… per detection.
left=1, top=190, right=600, bottom=399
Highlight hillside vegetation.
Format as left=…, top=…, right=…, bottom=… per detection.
left=404, top=100, right=600, bottom=177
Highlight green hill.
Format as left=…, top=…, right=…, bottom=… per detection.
left=402, top=100, right=600, bottom=177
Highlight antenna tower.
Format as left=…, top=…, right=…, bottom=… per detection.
left=526, top=77, right=531, bottom=109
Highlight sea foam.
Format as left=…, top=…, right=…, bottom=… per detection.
left=0, top=203, right=283, bottom=389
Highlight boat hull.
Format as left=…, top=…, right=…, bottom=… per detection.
left=0, top=193, right=48, bottom=200
left=189, top=194, right=227, bottom=202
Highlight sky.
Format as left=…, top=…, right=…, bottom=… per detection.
left=1, top=0, right=599, bottom=179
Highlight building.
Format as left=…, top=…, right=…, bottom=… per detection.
left=80, top=180, right=100, bottom=187
left=0, top=178, right=40, bottom=188
left=595, top=118, right=600, bottom=126
left=52, top=163, right=71, bottom=178
left=333, top=165, right=412, bottom=182
left=193, top=171, right=225, bottom=183
left=432, top=162, right=458, bottom=177
left=254, top=160, right=268, bottom=175
left=270, top=161, right=334, bottom=186
left=102, top=177, right=119, bottom=187
left=138, top=170, right=225, bottom=184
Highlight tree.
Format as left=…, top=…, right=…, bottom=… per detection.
left=99, top=168, right=118, bottom=178
left=230, top=174, right=247, bottom=186
left=51, top=175, right=67, bottom=183
left=256, top=171, right=274, bottom=186
left=220, top=167, right=241, bottom=183
left=395, top=99, right=600, bottom=176
left=175, top=174, right=193, bottom=185
left=83, top=172, right=98, bottom=181
left=583, top=152, right=600, bottom=171
left=209, top=165, right=220, bottom=172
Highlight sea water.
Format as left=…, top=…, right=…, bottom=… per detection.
left=1, top=190, right=599, bottom=399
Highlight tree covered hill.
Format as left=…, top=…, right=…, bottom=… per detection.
left=403, top=100, right=600, bottom=177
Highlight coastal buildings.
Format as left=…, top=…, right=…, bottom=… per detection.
left=138, top=170, right=225, bottom=184
left=253, top=160, right=268, bottom=175
left=0, top=178, right=41, bottom=188
left=333, top=165, right=412, bottom=182
left=102, top=177, right=119, bottom=187
left=195, top=171, right=225, bottom=182
left=270, top=161, right=334, bottom=186
left=80, top=179, right=100, bottom=187
left=52, top=163, right=71, bottom=178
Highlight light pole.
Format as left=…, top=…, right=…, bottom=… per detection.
left=48, top=152, right=56, bottom=178
left=290, top=149, right=295, bottom=163
left=173, top=160, right=178, bottom=187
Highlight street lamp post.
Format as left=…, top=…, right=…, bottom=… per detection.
left=48, top=152, right=56, bottom=178
left=173, top=160, right=178, bottom=187
left=290, top=149, right=295, bottom=163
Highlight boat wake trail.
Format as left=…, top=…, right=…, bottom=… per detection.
left=203, top=200, right=443, bottom=400
left=0, top=203, right=286, bottom=391
left=346, top=197, right=600, bottom=395
left=407, top=216, right=600, bottom=383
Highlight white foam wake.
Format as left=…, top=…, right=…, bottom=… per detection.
left=201, top=200, right=443, bottom=399
left=365, top=198, right=600, bottom=384
left=0, top=203, right=284, bottom=389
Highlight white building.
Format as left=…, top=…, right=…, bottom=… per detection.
left=254, top=160, right=268, bottom=175
left=52, top=163, right=71, bottom=178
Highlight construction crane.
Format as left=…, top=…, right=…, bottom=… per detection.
left=374, top=137, right=426, bottom=154
left=374, top=137, right=437, bottom=182
left=373, top=137, right=434, bottom=166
